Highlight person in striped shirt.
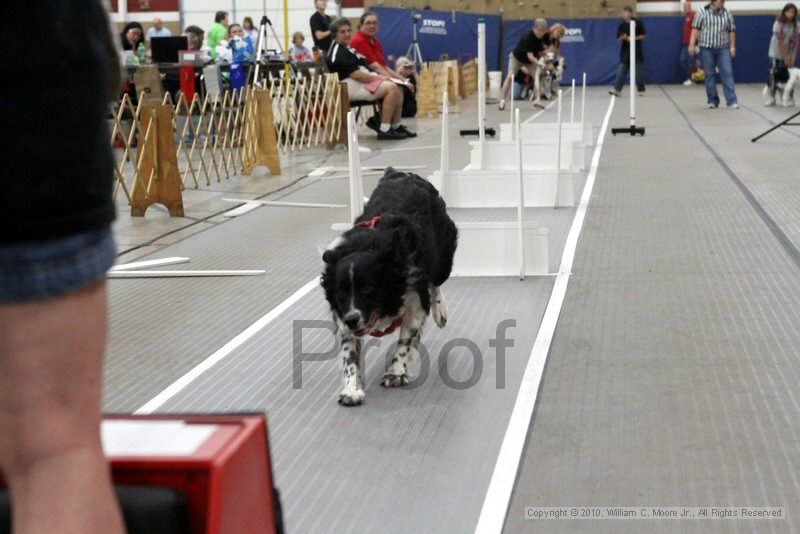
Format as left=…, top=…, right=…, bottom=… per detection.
left=689, top=0, right=739, bottom=108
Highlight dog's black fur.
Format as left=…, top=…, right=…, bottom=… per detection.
left=321, top=167, right=458, bottom=406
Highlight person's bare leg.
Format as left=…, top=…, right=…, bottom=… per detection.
left=500, top=73, right=513, bottom=100
left=0, top=281, right=124, bottom=534
left=389, top=86, right=403, bottom=125
left=374, top=82, right=402, bottom=125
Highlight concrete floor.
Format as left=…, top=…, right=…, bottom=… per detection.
left=105, top=83, right=800, bottom=533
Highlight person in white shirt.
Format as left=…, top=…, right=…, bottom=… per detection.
left=146, top=18, right=172, bottom=42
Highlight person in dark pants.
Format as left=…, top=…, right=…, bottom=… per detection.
left=0, top=3, right=125, bottom=532
left=610, top=6, right=646, bottom=97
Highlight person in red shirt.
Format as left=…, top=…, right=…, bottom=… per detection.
left=680, top=1, right=697, bottom=85
left=349, top=11, right=406, bottom=82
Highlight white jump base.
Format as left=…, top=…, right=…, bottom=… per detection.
left=452, top=222, right=549, bottom=276
left=470, top=140, right=584, bottom=171
left=499, top=121, right=594, bottom=147
left=428, top=169, right=575, bottom=208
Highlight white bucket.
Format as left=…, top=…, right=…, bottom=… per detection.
left=488, top=71, right=502, bottom=100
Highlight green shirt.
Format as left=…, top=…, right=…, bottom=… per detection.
left=208, top=22, right=227, bottom=59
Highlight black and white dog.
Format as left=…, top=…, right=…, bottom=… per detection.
left=321, top=168, right=458, bottom=406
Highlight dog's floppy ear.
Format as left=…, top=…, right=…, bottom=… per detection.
left=323, top=236, right=349, bottom=264
left=322, top=249, right=339, bottom=264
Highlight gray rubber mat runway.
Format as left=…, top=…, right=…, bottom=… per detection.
left=506, top=86, right=800, bottom=533
left=157, top=277, right=553, bottom=533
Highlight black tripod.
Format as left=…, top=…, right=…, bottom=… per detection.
left=751, top=108, right=800, bottom=142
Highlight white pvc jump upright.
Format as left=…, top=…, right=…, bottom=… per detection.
left=515, top=109, right=526, bottom=279
left=476, top=20, right=486, bottom=170
left=611, top=20, right=645, bottom=135
left=346, top=111, right=364, bottom=220
left=629, top=19, right=636, bottom=127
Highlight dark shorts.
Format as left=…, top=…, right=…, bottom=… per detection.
left=0, top=229, right=115, bottom=304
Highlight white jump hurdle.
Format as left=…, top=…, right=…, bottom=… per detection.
left=451, top=110, right=549, bottom=276
left=432, top=89, right=574, bottom=207
left=498, top=122, right=593, bottom=147
left=469, top=139, right=583, bottom=171
left=336, top=93, right=550, bottom=276
left=500, top=72, right=593, bottom=147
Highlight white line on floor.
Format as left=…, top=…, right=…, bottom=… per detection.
left=522, top=87, right=572, bottom=124
left=474, top=95, right=616, bottom=534
left=134, top=277, right=320, bottom=415
left=380, top=144, right=441, bottom=153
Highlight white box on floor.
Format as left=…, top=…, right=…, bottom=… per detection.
left=452, top=222, right=549, bottom=276
left=428, top=169, right=575, bottom=208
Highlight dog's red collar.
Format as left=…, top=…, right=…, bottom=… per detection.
left=356, top=216, right=381, bottom=229
left=368, top=316, right=404, bottom=337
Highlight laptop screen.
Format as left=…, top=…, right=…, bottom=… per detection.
left=151, top=36, right=189, bottom=64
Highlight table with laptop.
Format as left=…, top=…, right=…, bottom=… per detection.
left=122, top=36, right=291, bottom=104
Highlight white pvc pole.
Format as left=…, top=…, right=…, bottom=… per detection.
left=555, top=89, right=563, bottom=208
left=478, top=20, right=486, bottom=169
left=629, top=19, right=636, bottom=127
left=347, top=111, right=364, bottom=220
left=570, top=79, right=575, bottom=123
left=440, top=91, right=449, bottom=182
left=509, top=79, right=514, bottom=136
left=581, top=72, right=586, bottom=125
left=515, top=108, right=525, bottom=280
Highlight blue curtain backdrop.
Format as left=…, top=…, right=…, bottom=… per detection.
left=371, top=7, right=502, bottom=71
left=503, top=15, right=776, bottom=85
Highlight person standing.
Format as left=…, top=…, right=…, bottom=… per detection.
left=609, top=6, right=646, bottom=97
left=146, top=17, right=171, bottom=42
left=766, top=3, right=799, bottom=106
left=208, top=10, right=229, bottom=59
left=1, top=2, right=125, bottom=533
left=310, top=0, right=333, bottom=54
left=689, top=0, right=739, bottom=109
left=679, top=1, right=697, bottom=85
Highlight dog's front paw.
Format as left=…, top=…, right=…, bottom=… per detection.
left=380, top=372, right=409, bottom=387
left=338, top=387, right=365, bottom=406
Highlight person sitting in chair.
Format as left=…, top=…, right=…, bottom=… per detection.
left=326, top=17, right=416, bottom=140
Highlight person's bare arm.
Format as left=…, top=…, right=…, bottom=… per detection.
left=729, top=31, right=736, bottom=57
left=688, top=28, right=700, bottom=55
